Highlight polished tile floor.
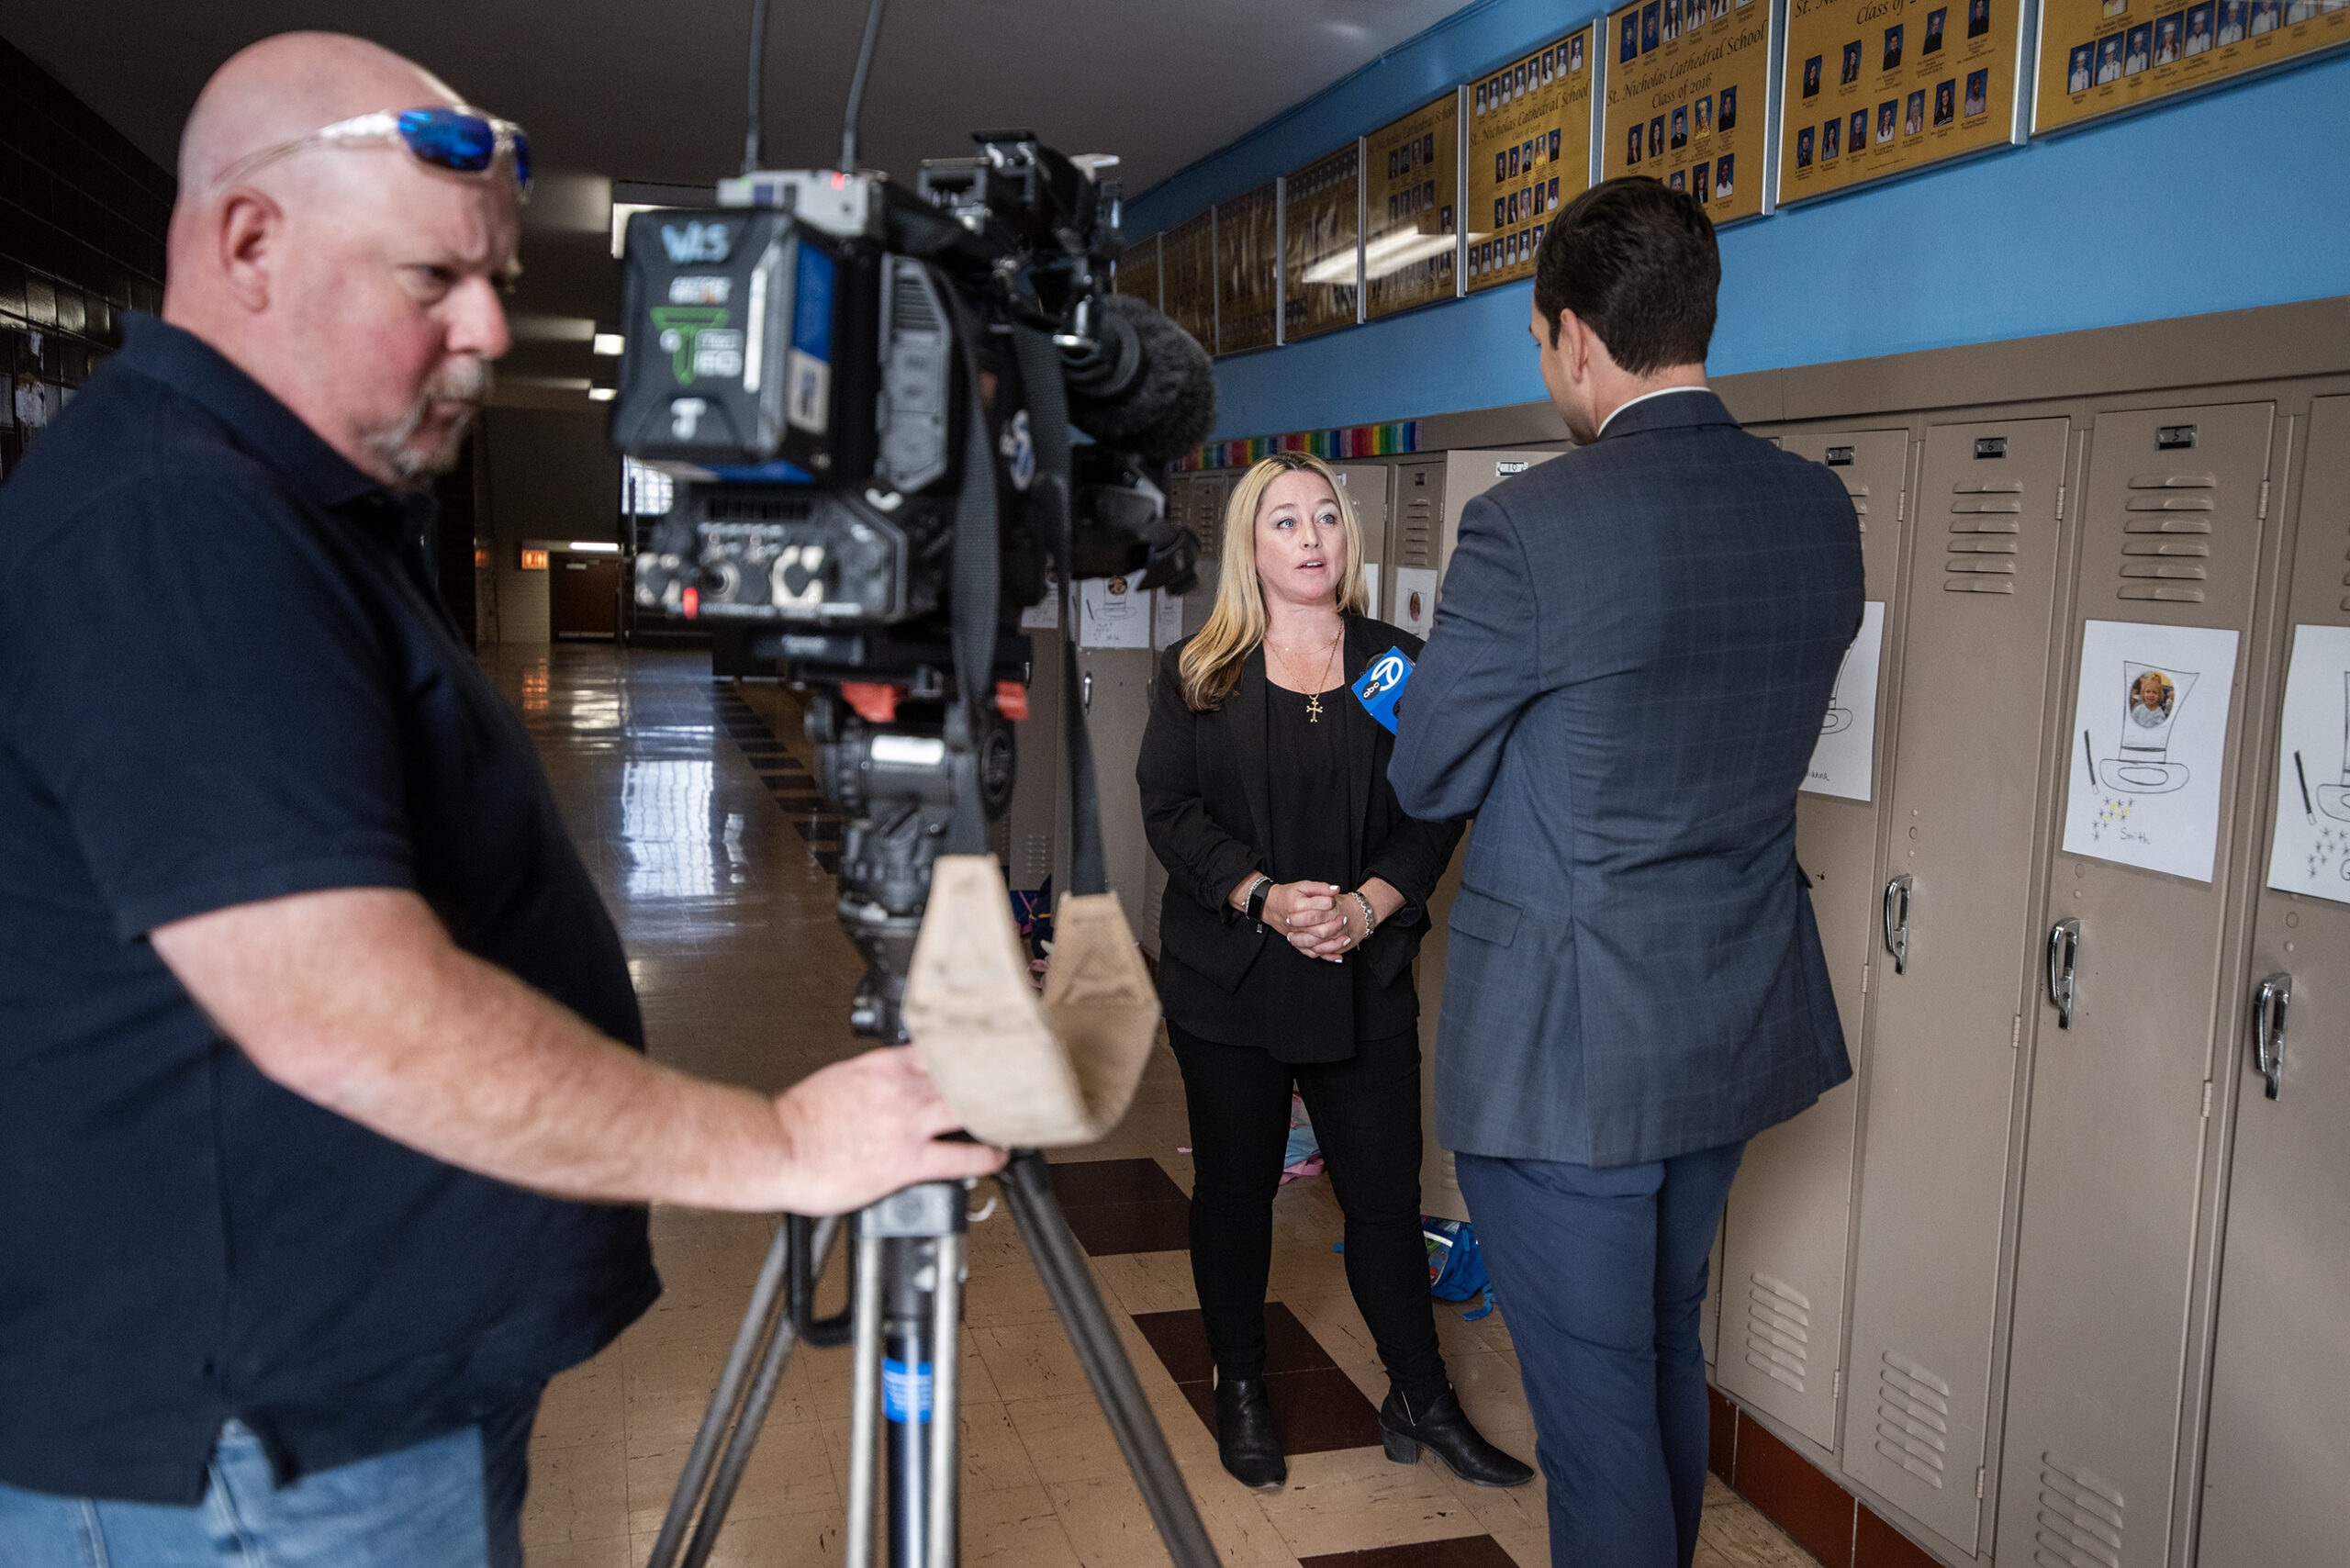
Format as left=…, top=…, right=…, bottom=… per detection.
left=493, top=644, right=1822, bottom=1568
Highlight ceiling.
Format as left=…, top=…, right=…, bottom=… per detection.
left=0, top=0, right=1463, bottom=408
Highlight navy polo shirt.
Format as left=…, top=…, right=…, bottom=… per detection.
left=0, top=316, right=659, bottom=1504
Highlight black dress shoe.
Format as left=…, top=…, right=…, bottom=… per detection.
left=1381, top=1385, right=1535, bottom=1488
left=1214, top=1376, right=1287, bottom=1491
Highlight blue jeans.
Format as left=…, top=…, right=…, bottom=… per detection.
left=1457, top=1141, right=1746, bottom=1568
left=0, top=1393, right=541, bottom=1568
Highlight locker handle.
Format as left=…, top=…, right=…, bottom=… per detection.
left=1882, top=875, right=1912, bottom=976
left=2252, top=971, right=2291, bottom=1100
left=2048, top=918, right=2080, bottom=1030
left=1081, top=672, right=1093, bottom=711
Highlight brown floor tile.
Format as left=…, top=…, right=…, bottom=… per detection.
left=1729, top=1422, right=1853, bottom=1568
left=1053, top=1157, right=1192, bottom=1207
left=1852, top=1506, right=1942, bottom=1568
left=1177, top=1366, right=1385, bottom=1457
left=1064, top=1198, right=1197, bottom=1257
left=1700, top=1476, right=1829, bottom=1568
left=1296, top=1535, right=1518, bottom=1567
left=1709, top=1384, right=1740, bottom=1481
left=1132, top=1302, right=1338, bottom=1386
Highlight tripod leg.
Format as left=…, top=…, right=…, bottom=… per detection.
left=997, top=1153, right=1220, bottom=1568
left=845, top=1226, right=888, bottom=1568
left=646, top=1216, right=797, bottom=1568
left=677, top=1215, right=841, bottom=1568
left=926, top=1229, right=965, bottom=1568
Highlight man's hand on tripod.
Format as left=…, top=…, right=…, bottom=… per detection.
left=767, top=1046, right=1006, bottom=1215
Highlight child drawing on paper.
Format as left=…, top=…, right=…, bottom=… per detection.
left=2098, top=662, right=2198, bottom=794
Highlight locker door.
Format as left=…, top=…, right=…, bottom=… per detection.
left=1331, top=464, right=1389, bottom=617
left=1437, top=448, right=1566, bottom=581
left=1006, top=629, right=1062, bottom=895
left=1839, top=417, right=2073, bottom=1555
left=1715, top=428, right=1911, bottom=1452
left=2196, top=398, right=2350, bottom=1568
left=1079, top=640, right=1156, bottom=938
left=1176, top=474, right=1231, bottom=636
left=1389, top=461, right=1444, bottom=633
left=1998, top=402, right=2276, bottom=1568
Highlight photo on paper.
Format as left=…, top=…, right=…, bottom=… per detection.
left=1650, top=116, right=1666, bottom=158
left=1670, top=169, right=1687, bottom=191
left=1823, top=118, right=1841, bottom=158
left=1906, top=88, right=1926, bottom=133
left=1851, top=107, right=1870, bottom=147
left=1079, top=575, right=1151, bottom=649
left=1627, top=124, right=1644, bottom=164
left=2217, top=0, right=2247, bottom=42
left=1672, top=106, right=1688, bottom=148
left=1571, top=34, right=1586, bottom=71
left=1622, top=11, right=1641, bottom=62
left=1803, top=601, right=1886, bottom=801
left=1964, top=68, right=1988, bottom=113
left=2124, top=21, right=2154, bottom=71
left=1392, top=566, right=1439, bottom=639
left=1935, top=78, right=1957, bottom=124
left=1842, top=39, right=1863, bottom=82
left=2250, top=0, right=2281, bottom=33
left=1644, top=0, right=1662, bottom=51
left=1796, top=126, right=1816, bottom=167
left=1714, top=153, right=1734, bottom=197
left=1695, top=95, right=1714, bottom=133
left=2062, top=619, right=2241, bottom=881
left=2069, top=41, right=2096, bottom=88
left=2154, top=12, right=2183, bottom=61
left=1805, top=53, right=1824, bottom=95
left=1719, top=85, right=1739, bottom=128
left=2185, top=0, right=2216, bottom=49
left=1884, top=22, right=1905, bottom=68
left=1690, top=159, right=1710, bottom=196
left=1876, top=99, right=1898, bottom=142
left=2264, top=624, right=2350, bottom=906
left=1969, top=0, right=1993, bottom=34
left=2095, top=32, right=2126, bottom=81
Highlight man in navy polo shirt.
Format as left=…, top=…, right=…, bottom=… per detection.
left=0, top=32, right=1002, bottom=1567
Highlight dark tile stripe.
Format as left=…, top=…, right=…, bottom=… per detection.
left=1298, top=1537, right=1516, bottom=1568
left=1134, top=1305, right=1384, bottom=1457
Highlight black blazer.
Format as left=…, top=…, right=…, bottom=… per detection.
left=1137, top=615, right=1464, bottom=1013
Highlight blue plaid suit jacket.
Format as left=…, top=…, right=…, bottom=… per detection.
left=1389, top=389, right=1863, bottom=1167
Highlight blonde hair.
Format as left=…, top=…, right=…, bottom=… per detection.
left=1178, top=453, right=1371, bottom=711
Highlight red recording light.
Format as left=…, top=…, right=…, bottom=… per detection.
left=683, top=587, right=699, bottom=619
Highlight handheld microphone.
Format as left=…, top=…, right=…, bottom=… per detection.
left=1062, top=293, right=1217, bottom=465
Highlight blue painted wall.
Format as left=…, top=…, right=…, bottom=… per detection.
left=1125, top=1, right=2350, bottom=442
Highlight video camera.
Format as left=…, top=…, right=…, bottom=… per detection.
left=610, top=130, right=1214, bottom=1040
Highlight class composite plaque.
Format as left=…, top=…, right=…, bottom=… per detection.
left=1780, top=0, right=2025, bottom=203
left=1214, top=183, right=1280, bottom=356
left=1114, top=233, right=1161, bottom=311
left=1603, top=0, right=1776, bottom=224
left=2035, top=0, right=2349, bottom=132
left=1159, top=211, right=1217, bottom=353
left=1281, top=143, right=1360, bottom=342
left=1363, top=94, right=1460, bottom=320
left=1465, top=26, right=1598, bottom=293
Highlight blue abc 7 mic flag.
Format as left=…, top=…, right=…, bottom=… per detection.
left=1352, top=647, right=1414, bottom=734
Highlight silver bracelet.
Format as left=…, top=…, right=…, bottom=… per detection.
left=1348, top=890, right=1377, bottom=939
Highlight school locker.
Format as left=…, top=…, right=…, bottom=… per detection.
left=1997, top=402, right=2277, bottom=1568
left=1329, top=463, right=1389, bottom=614
left=1387, top=461, right=1444, bottom=630
left=2197, top=396, right=2350, bottom=1568
left=1837, top=417, right=2076, bottom=1556
left=1007, top=627, right=1062, bottom=896
left=1713, top=428, right=1912, bottom=1452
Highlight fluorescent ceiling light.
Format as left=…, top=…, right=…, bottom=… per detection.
left=567, top=541, right=621, bottom=553
left=592, top=331, right=625, bottom=356
left=587, top=386, right=617, bottom=402
left=509, top=315, right=597, bottom=342
left=610, top=203, right=659, bottom=259
left=1363, top=230, right=1458, bottom=278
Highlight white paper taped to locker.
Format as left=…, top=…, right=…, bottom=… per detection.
left=2060, top=618, right=2239, bottom=883
left=2264, top=622, right=2350, bottom=906
left=1802, top=600, right=1886, bottom=802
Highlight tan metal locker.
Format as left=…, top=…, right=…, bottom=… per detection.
left=1839, top=417, right=2074, bottom=1556
left=1078, top=641, right=1156, bottom=940
left=1330, top=463, right=1389, bottom=616
left=1006, top=630, right=1062, bottom=895
left=1998, top=402, right=2277, bottom=1568
left=1389, top=461, right=1444, bottom=630
left=1715, top=428, right=1911, bottom=1453
left=1174, top=473, right=1231, bottom=639
left=2199, top=396, right=2350, bottom=1568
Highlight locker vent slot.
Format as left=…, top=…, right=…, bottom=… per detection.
left=1021, top=832, right=1051, bottom=884
left=2118, top=563, right=2207, bottom=580
left=1947, top=559, right=2018, bottom=575
left=1951, top=498, right=2023, bottom=514
left=2118, top=583, right=2206, bottom=601
left=1396, top=498, right=1439, bottom=569
left=2121, top=517, right=2212, bottom=534
left=1948, top=539, right=2019, bottom=554
left=2128, top=471, right=2215, bottom=488
left=1945, top=578, right=2016, bottom=594
left=1952, top=477, right=2023, bottom=494
left=2120, top=540, right=2209, bottom=556
left=1739, top=1274, right=1811, bottom=1393
left=2122, top=495, right=2214, bottom=511
left=1871, top=1351, right=1952, bottom=1488
left=1951, top=518, right=2021, bottom=534
left=2033, top=1452, right=2124, bottom=1568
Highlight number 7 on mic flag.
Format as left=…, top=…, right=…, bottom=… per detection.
left=1353, top=647, right=1413, bottom=734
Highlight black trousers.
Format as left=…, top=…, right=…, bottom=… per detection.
left=1169, top=1023, right=1448, bottom=1403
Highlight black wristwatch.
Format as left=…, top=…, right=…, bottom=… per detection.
left=1244, top=874, right=1273, bottom=927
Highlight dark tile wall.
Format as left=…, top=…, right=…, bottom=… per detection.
left=1708, top=1385, right=1949, bottom=1568
left=0, top=34, right=172, bottom=477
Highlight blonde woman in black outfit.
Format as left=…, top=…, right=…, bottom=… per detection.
left=1136, top=453, right=1532, bottom=1494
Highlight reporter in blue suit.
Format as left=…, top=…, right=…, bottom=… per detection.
left=1388, top=178, right=1863, bottom=1568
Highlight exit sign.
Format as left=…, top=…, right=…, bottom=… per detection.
left=520, top=547, right=549, bottom=571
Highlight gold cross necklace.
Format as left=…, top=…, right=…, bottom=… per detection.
left=1270, top=627, right=1344, bottom=722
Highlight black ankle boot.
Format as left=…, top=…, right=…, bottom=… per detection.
left=1214, top=1376, right=1287, bottom=1491
left=1381, top=1385, right=1534, bottom=1488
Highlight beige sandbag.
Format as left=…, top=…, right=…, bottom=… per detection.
left=901, top=854, right=1160, bottom=1148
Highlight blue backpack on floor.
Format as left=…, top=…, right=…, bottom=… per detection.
left=1423, top=1217, right=1498, bottom=1321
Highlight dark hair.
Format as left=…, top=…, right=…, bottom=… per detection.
left=1531, top=176, right=1719, bottom=374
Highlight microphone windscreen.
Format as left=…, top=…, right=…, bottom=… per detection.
left=1067, top=294, right=1216, bottom=465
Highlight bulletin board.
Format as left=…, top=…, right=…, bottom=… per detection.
left=1779, top=0, right=2025, bottom=203
left=1214, top=183, right=1280, bottom=356
left=1602, top=0, right=1775, bottom=224
left=1281, top=142, right=1361, bottom=342
left=1113, top=232, right=1160, bottom=311
left=1363, top=93, right=1460, bottom=320
left=2035, top=0, right=2350, bottom=133
left=1159, top=211, right=1217, bottom=354
left=1465, top=25, right=1598, bottom=293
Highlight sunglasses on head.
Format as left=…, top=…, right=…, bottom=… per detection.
left=212, top=106, right=532, bottom=198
